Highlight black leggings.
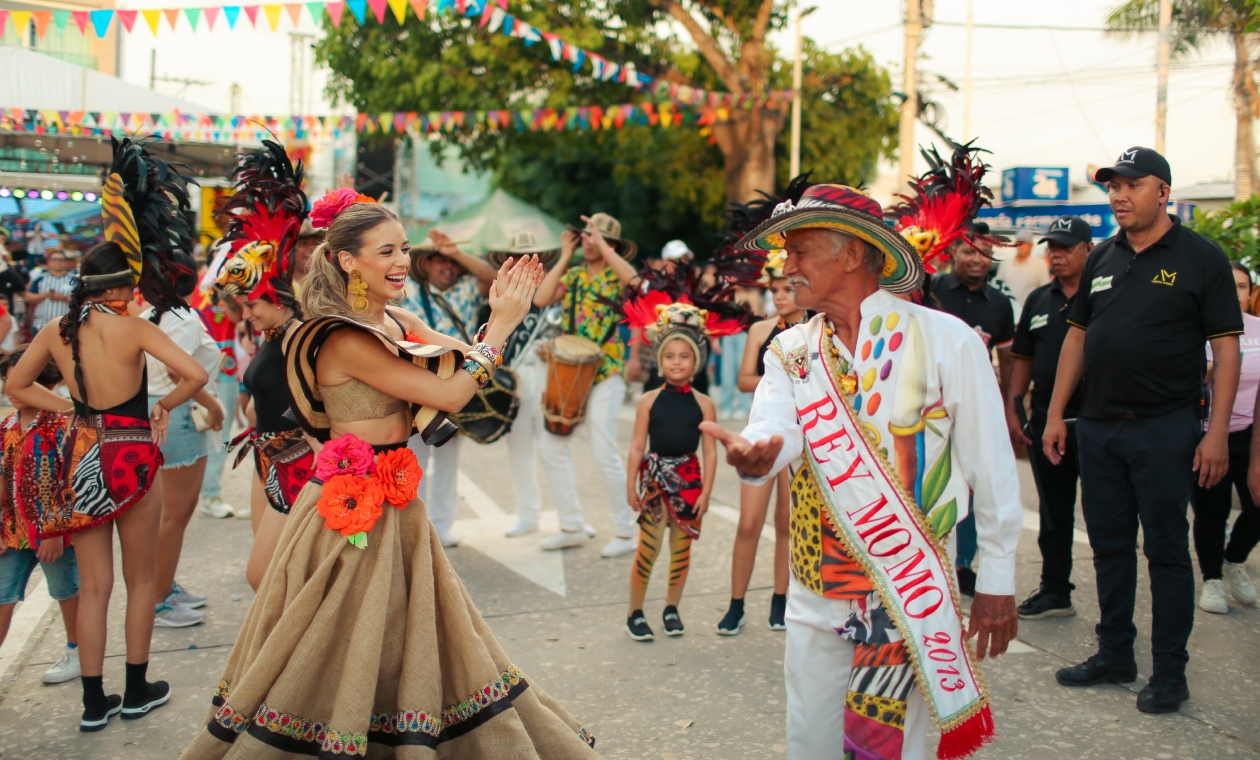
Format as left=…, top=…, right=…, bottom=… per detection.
left=1190, top=426, right=1260, bottom=579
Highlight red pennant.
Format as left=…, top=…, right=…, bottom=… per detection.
left=115, top=9, right=138, bottom=31
left=204, top=6, right=220, bottom=28
left=326, top=1, right=345, bottom=26
left=242, top=5, right=260, bottom=26
left=366, top=0, right=386, bottom=22
left=71, top=10, right=89, bottom=33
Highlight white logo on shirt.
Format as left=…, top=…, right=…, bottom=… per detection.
left=1091, top=275, right=1113, bottom=294
left=1030, top=314, right=1049, bottom=330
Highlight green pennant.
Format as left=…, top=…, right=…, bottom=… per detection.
left=306, top=2, right=325, bottom=23
left=183, top=7, right=201, bottom=29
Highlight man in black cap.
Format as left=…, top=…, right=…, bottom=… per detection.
left=1043, top=147, right=1243, bottom=714
left=1006, top=216, right=1092, bottom=620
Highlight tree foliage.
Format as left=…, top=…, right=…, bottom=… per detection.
left=315, top=3, right=898, bottom=256
left=1189, top=195, right=1260, bottom=263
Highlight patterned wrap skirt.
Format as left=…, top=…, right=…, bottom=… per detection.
left=39, top=413, right=162, bottom=539
left=229, top=428, right=315, bottom=515
left=180, top=462, right=600, bottom=759
left=635, top=452, right=703, bottom=540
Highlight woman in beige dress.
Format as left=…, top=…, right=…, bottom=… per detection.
left=181, top=191, right=599, bottom=758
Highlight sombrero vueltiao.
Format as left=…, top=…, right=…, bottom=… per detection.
left=566, top=212, right=638, bottom=261
left=736, top=184, right=924, bottom=294
left=487, top=230, right=561, bottom=269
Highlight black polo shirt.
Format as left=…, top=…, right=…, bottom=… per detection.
left=1011, top=280, right=1080, bottom=418
left=1066, top=219, right=1242, bottom=419
left=931, top=273, right=1015, bottom=352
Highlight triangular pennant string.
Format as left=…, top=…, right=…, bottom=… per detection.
left=262, top=4, right=283, bottom=31
left=346, top=0, right=366, bottom=24
left=88, top=9, right=112, bottom=37
left=204, top=6, right=220, bottom=29
left=366, top=0, right=387, bottom=23
left=305, top=2, right=324, bottom=23
left=386, top=0, right=407, bottom=23
left=408, top=0, right=427, bottom=17
left=325, top=1, right=345, bottom=26
left=10, top=11, right=30, bottom=35
left=51, top=9, right=69, bottom=31
left=184, top=7, right=202, bottom=30
left=142, top=9, right=161, bottom=34
left=115, top=9, right=138, bottom=32
left=70, top=11, right=89, bottom=34
left=30, top=11, right=51, bottom=39
left=162, top=7, right=180, bottom=29
left=285, top=3, right=303, bottom=25
left=242, top=5, right=260, bottom=26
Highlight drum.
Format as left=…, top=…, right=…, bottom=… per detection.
left=543, top=334, right=603, bottom=436
left=451, top=366, right=520, bottom=445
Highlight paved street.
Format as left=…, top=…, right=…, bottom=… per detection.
left=1, top=407, right=1258, bottom=759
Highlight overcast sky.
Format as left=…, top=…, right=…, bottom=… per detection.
left=115, top=0, right=1237, bottom=193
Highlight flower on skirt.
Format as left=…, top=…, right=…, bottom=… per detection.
left=372, top=448, right=423, bottom=507
left=315, top=434, right=377, bottom=481
left=317, top=474, right=385, bottom=536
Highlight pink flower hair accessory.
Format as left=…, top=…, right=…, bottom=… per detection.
left=315, top=433, right=378, bottom=480
left=310, top=187, right=377, bottom=230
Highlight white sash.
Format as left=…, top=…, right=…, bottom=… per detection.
left=789, top=319, right=994, bottom=756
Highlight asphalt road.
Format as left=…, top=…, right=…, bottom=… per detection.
left=0, top=406, right=1256, bottom=759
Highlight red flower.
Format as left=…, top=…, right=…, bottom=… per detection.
left=317, top=474, right=385, bottom=536
left=310, top=187, right=377, bottom=230
left=372, top=448, right=423, bottom=507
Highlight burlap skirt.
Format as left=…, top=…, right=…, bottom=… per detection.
left=181, top=479, right=600, bottom=759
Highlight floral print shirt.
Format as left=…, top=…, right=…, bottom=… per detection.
left=401, top=274, right=485, bottom=341
left=560, top=264, right=625, bottom=383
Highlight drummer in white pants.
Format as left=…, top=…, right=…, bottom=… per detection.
left=531, top=213, right=641, bottom=558
left=399, top=229, right=497, bottom=547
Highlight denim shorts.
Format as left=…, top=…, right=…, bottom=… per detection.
left=0, top=545, right=79, bottom=604
left=150, top=396, right=208, bottom=469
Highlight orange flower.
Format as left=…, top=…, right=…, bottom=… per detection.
left=317, top=474, right=385, bottom=536
left=372, top=448, right=423, bottom=507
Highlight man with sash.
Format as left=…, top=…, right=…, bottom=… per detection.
left=702, top=185, right=1021, bottom=759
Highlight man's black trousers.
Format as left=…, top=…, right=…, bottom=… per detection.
left=1030, top=414, right=1079, bottom=598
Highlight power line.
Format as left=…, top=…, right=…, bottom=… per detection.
left=930, top=20, right=1155, bottom=32
left=819, top=22, right=903, bottom=49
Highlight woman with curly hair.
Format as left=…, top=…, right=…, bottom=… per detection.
left=180, top=190, right=599, bottom=758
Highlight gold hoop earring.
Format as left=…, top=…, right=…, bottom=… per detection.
left=348, top=269, right=369, bottom=314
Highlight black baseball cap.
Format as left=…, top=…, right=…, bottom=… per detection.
left=1038, top=216, right=1092, bottom=246
left=1093, top=146, right=1172, bottom=185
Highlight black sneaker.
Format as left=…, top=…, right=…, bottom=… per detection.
left=716, top=605, right=746, bottom=636
left=626, top=610, right=654, bottom=641
left=121, top=680, right=170, bottom=720
left=1017, top=587, right=1076, bottom=619
left=1055, top=654, right=1138, bottom=687
left=956, top=567, right=976, bottom=597
left=80, top=694, right=123, bottom=732
left=662, top=605, right=685, bottom=636
left=1137, top=674, right=1190, bottom=714
left=769, top=594, right=787, bottom=631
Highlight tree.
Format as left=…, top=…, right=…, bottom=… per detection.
left=1189, top=195, right=1260, bottom=262
left=1105, top=0, right=1260, bottom=199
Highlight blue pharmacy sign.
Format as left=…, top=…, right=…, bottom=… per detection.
left=977, top=204, right=1116, bottom=240
left=1000, top=167, right=1070, bottom=204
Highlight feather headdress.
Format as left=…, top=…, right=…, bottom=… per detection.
left=91, top=136, right=196, bottom=312
left=216, top=140, right=308, bottom=308
left=623, top=265, right=754, bottom=378
left=887, top=141, right=1003, bottom=274
left=710, top=173, right=814, bottom=287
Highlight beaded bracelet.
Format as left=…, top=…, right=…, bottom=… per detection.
left=471, top=342, right=503, bottom=368
left=461, top=358, right=491, bottom=388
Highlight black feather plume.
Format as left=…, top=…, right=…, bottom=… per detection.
left=710, top=172, right=814, bottom=286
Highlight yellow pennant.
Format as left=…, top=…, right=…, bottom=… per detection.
left=142, top=9, right=161, bottom=35
left=263, top=4, right=283, bottom=31
left=387, top=0, right=407, bottom=22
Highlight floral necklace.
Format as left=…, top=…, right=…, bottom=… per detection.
left=823, top=319, right=859, bottom=397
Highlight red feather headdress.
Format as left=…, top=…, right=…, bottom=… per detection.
left=216, top=140, right=307, bottom=307
left=887, top=142, right=1002, bottom=274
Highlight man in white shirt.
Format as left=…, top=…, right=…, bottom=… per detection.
left=995, top=229, right=1051, bottom=318
left=701, top=184, right=1021, bottom=759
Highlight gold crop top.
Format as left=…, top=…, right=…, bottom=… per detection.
left=318, top=378, right=410, bottom=423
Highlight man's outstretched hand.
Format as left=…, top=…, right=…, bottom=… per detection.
left=699, top=421, right=784, bottom=478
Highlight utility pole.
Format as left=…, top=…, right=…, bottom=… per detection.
left=149, top=49, right=156, bottom=90
left=898, top=0, right=923, bottom=190
left=790, top=6, right=817, bottom=179
left=962, top=0, right=973, bottom=142
left=1154, top=0, right=1172, bottom=153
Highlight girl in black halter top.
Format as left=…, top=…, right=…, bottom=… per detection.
left=624, top=291, right=750, bottom=642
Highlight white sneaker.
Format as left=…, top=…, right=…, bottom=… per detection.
left=42, top=645, right=81, bottom=683
left=199, top=497, right=234, bottom=519
left=505, top=519, right=539, bottom=538
left=436, top=528, right=460, bottom=548
left=600, top=535, right=638, bottom=558
left=170, top=581, right=206, bottom=610
left=1198, top=578, right=1229, bottom=614
left=154, top=597, right=206, bottom=628
left=234, top=504, right=252, bottom=520
left=1223, top=561, right=1258, bottom=606
left=539, top=530, right=590, bottom=551
left=584, top=523, right=597, bottom=538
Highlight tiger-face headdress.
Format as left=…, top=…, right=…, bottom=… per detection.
left=623, top=265, right=753, bottom=379
left=88, top=136, right=197, bottom=312
left=886, top=140, right=1004, bottom=274
left=215, top=140, right=307, bottom=309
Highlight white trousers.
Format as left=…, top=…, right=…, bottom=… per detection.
left=408, top=433, right=463, bottom=536
left=505, top=356, right=547, bottom=524
left=785, top=577, right=928, bottom=760
left=536, top=374, right=635, bottom=536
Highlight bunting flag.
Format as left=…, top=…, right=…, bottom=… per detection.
left=0, top=95, right=790, bottom=147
